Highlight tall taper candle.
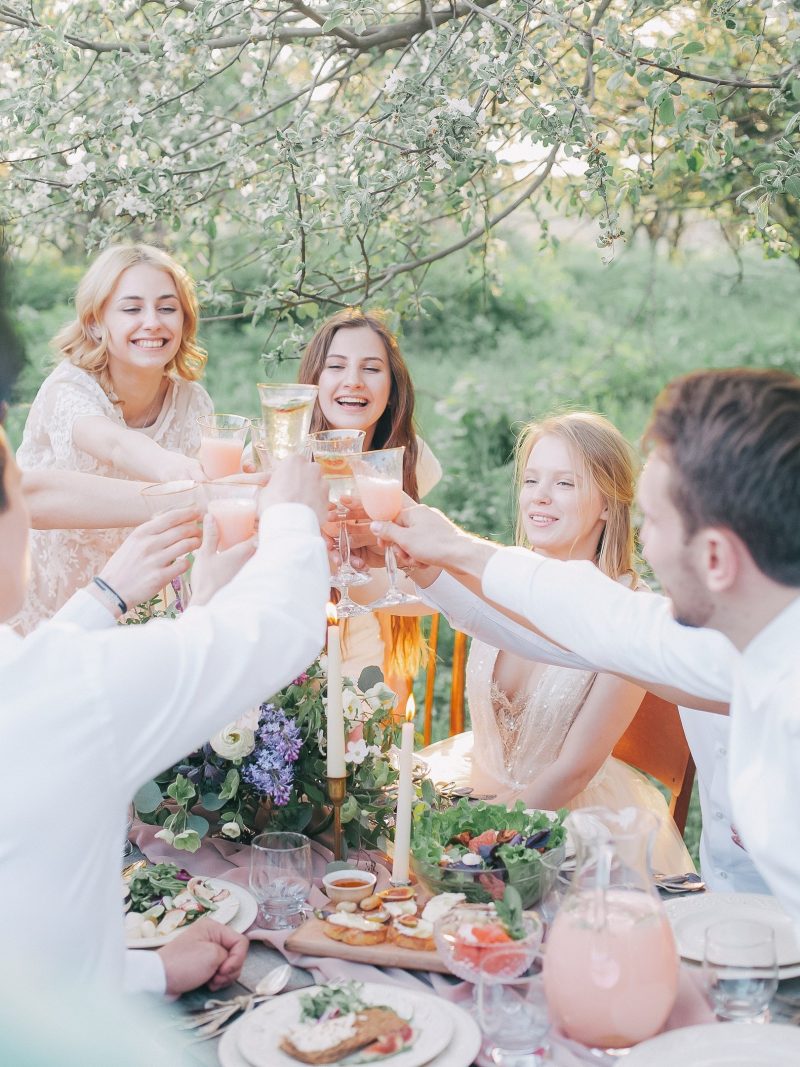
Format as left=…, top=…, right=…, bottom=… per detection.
left=391, top=695, right=416, bottom=885
left=325, top=603, right=346, bottom=778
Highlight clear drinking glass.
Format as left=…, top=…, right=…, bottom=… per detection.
left=703, top=919, right=778, bottom=1022
left=201, top=482, right=259, bottom=549
left=140, top=480, right=204, bottom=609
left=350, top=446, right=420, bottom=609
left=249, top=831, right=312, bottom=930
left=308, top=428, right=369, bottom=619
left=197, top=413, right=250, bottom=479
left=478, top=948, right=550, bottom=1067
left=255, top=383, right=318, bottom=463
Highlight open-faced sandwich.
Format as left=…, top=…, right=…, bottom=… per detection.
left=279, top=983, right=414, bottom=1065
left=320, top=884, right=460, bottom=952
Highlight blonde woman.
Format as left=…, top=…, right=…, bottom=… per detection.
left=14, top=244, right=213, bottom=631
left=414, top=412, right=693, bottom=873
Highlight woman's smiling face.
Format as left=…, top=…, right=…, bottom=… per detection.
left=316, top=326, right=392, bottom=449
left=519, top=433, right=608, bottom=561
left=99, top=264, right=184, bottom=381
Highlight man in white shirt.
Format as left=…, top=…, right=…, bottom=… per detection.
left=373, top=369, right=800, bottom=922
left=0, top=429, right=331, bottom=990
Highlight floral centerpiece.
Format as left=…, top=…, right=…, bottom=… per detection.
left=133, top=657, right=403, bottom=854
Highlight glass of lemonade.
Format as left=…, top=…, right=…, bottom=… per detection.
left=197, top=413, right=250, bottom=479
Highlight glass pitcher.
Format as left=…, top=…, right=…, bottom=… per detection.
left=542, top=807, right=679, bottom=1053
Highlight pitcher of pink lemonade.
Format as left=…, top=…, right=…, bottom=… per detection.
left=542, top=807, right=679, bottom=1053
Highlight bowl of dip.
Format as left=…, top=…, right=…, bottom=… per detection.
left=322, top=869, right=377, bottom=904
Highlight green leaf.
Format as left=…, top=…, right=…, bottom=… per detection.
left=358, top=666, right=384, bottom=690
left=187, top=814, right=210, bottom=838
left=218, top=769, right=240, bottom=802
left=133, top=779, right=164, bottom=815
left=784, top=176, right=800, bottom=199
left=682, top=42, right=704, bottom=55
left=659, top=96, right=675, bottom=125
left=201, top=791, right=227, bottom=811
left=172, top=830, right=202, bottom=852
left=166, top=773, right=196, bottom=807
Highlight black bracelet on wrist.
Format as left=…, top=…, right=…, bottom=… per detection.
left=92, top=576, right=128, bottom=615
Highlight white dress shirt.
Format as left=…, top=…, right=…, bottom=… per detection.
left=0, top=503, right=329, bottom=990
left=483, top=549, right=800, bottom=924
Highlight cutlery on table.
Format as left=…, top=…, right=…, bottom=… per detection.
left=654, top=872, right=706, bottom=893
left=176, top=962, right=292, bottom=1040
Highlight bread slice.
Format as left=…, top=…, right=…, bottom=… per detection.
left=322, top=920, right=388, bottom=946
left=388, top=927, right=436, bottom=952
left=279, top=1006, right=408, bottom=1065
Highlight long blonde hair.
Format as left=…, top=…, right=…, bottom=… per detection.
left=52, top=244, right=207, bottom=402
left=514, top=411, right=638, bottom=582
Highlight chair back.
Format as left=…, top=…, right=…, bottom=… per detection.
left=421, top=614, right=468, bottom=745
left=612, top=691, right=696, bottom=835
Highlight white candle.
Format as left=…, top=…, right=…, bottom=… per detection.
left=392, top=695, right=416, bottom=885
left=325, top=603, right=346, bottom=778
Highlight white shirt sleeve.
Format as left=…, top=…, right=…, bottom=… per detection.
left=66, top=501, right=329, bottom=797
left=482, top=548, right=735, bottom=702
left=123, top=950, right=167, bottom=996
left=47, top=588, right=116, bottom=630
left=419, top=571, right=595, bottom=670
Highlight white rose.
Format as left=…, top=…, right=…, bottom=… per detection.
left=220, top=821, right=241, bottom=840
left=210, top=724, right=256, bottom=760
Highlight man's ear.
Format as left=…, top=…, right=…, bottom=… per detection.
left=701, top=527, right=739, bottom=594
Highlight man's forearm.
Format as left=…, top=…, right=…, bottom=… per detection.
left=22, top=470, right=149, bottom=529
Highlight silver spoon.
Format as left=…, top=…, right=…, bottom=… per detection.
left=203, top=961, right=292, bottom=1011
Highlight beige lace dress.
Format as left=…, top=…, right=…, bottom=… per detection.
left=422, top=638, right=694, bottom=874
left=14, top=361, right=213, bottom=634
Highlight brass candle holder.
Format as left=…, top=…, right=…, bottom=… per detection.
left=327, top=775, right=348, bottom=861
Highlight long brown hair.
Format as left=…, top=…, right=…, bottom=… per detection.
left=298, top=308, right=419, bottom=500
left=514, top=411, right=638, bottom=583
left=299, top=308, right=426, bottom=679
left=52, top=244, right=207, bottom=404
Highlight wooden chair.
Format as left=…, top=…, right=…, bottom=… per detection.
left=421, top=613, right=468, bottom=745
left=611, top=692, right=696, bottom=836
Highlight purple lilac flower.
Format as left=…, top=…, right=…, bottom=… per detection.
left=171, top=577, right=184, bottom=613
left=241, top=703, right=303, bottom=806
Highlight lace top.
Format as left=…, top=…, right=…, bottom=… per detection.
left=469, top=640, right=598, bottom=798
left=14, top=361, right=213, bottom=633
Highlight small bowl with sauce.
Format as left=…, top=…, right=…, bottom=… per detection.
left=322, top=869, right=377, bottom=904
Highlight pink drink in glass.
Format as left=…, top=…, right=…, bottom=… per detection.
left=543, top=888, right=679, bottom=1048
left=207, top=498, right=257, bottom=549
left=354, top=474, right=403, bottom=521
left=199, top=436, right=244, bottom=479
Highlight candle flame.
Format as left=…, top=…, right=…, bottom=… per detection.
left=405, top=695, right=416, bottom=723
left=326, top=601, right=339, bottom=626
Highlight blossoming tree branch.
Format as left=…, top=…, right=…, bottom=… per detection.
left=3, top=0, right=798, bottom=357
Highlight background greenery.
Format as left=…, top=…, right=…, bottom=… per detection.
left=8, top=231, right=800, bottom=864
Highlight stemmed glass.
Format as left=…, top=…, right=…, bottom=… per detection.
left=255, top=383, right=318, bottom=464
left=249, top=831, right=312, bottom=930
left=308, top=428, right=368, bottom=619
left=703, top=919, right=778, bottom=1022
left=140, top=480, right=204, bottom=610
left=350, top=446, right=421, bottom=609
left=477, top=947, right=550, bottom=1066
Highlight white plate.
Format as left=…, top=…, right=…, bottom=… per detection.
left=664, top=893, right=800, bottom=968
left=625, top=1022, right=800, bottom=1066
left=219, top=992, right=480, bottom=1067
left=235, top=982, right=454, bottom=1067
left=127, top=879, right=256, bottom=949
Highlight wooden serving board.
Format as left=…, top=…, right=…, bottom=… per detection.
left=284, top=916, right=450, bottom=974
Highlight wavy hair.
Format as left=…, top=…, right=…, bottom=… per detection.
left=299, top=308, right=426, bottom=679
left=514, top=411, right=638, bottom=582
left=52, top=244, right=207, bottom=402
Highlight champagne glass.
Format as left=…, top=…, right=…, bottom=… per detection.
left=201, top=482, right=259, bottom=549
left=249, top=832, right=312, bottom=930
left=197, top=413, right=250, bottom=479
left=140, top=480, right=204, bottom=609
left=351, top=446, right=420, bottom=608
left=308, top=429, right=369, bottom=619
left=255, top=383, right=318, bottom=464
left=703, top=919, right=778, bottom=1022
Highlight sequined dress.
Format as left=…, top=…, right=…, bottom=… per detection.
left=422, top=638, right=694, bottom=874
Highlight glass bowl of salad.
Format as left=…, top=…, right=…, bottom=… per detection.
left=411, top=799, right=566, bottom=909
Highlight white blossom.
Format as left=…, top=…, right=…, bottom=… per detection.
left=345, top=739, right=381, bottom=766
left=220, top=821, right=241, bottom=839
left=210, top=724, right=256, bottom=760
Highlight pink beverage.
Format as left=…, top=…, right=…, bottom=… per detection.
left=354, top=474, right=403, bottom=521
left=207, top=498, right=257, bottom=549
left=543, top=889, right=679, bottom=1048
left=199, top=436, right=244, bottom=479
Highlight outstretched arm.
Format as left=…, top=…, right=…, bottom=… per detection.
left=72, top=415, right=205, bottom=482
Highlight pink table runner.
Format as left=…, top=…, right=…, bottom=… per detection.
left=132, top=823, right=716, bottom=1065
